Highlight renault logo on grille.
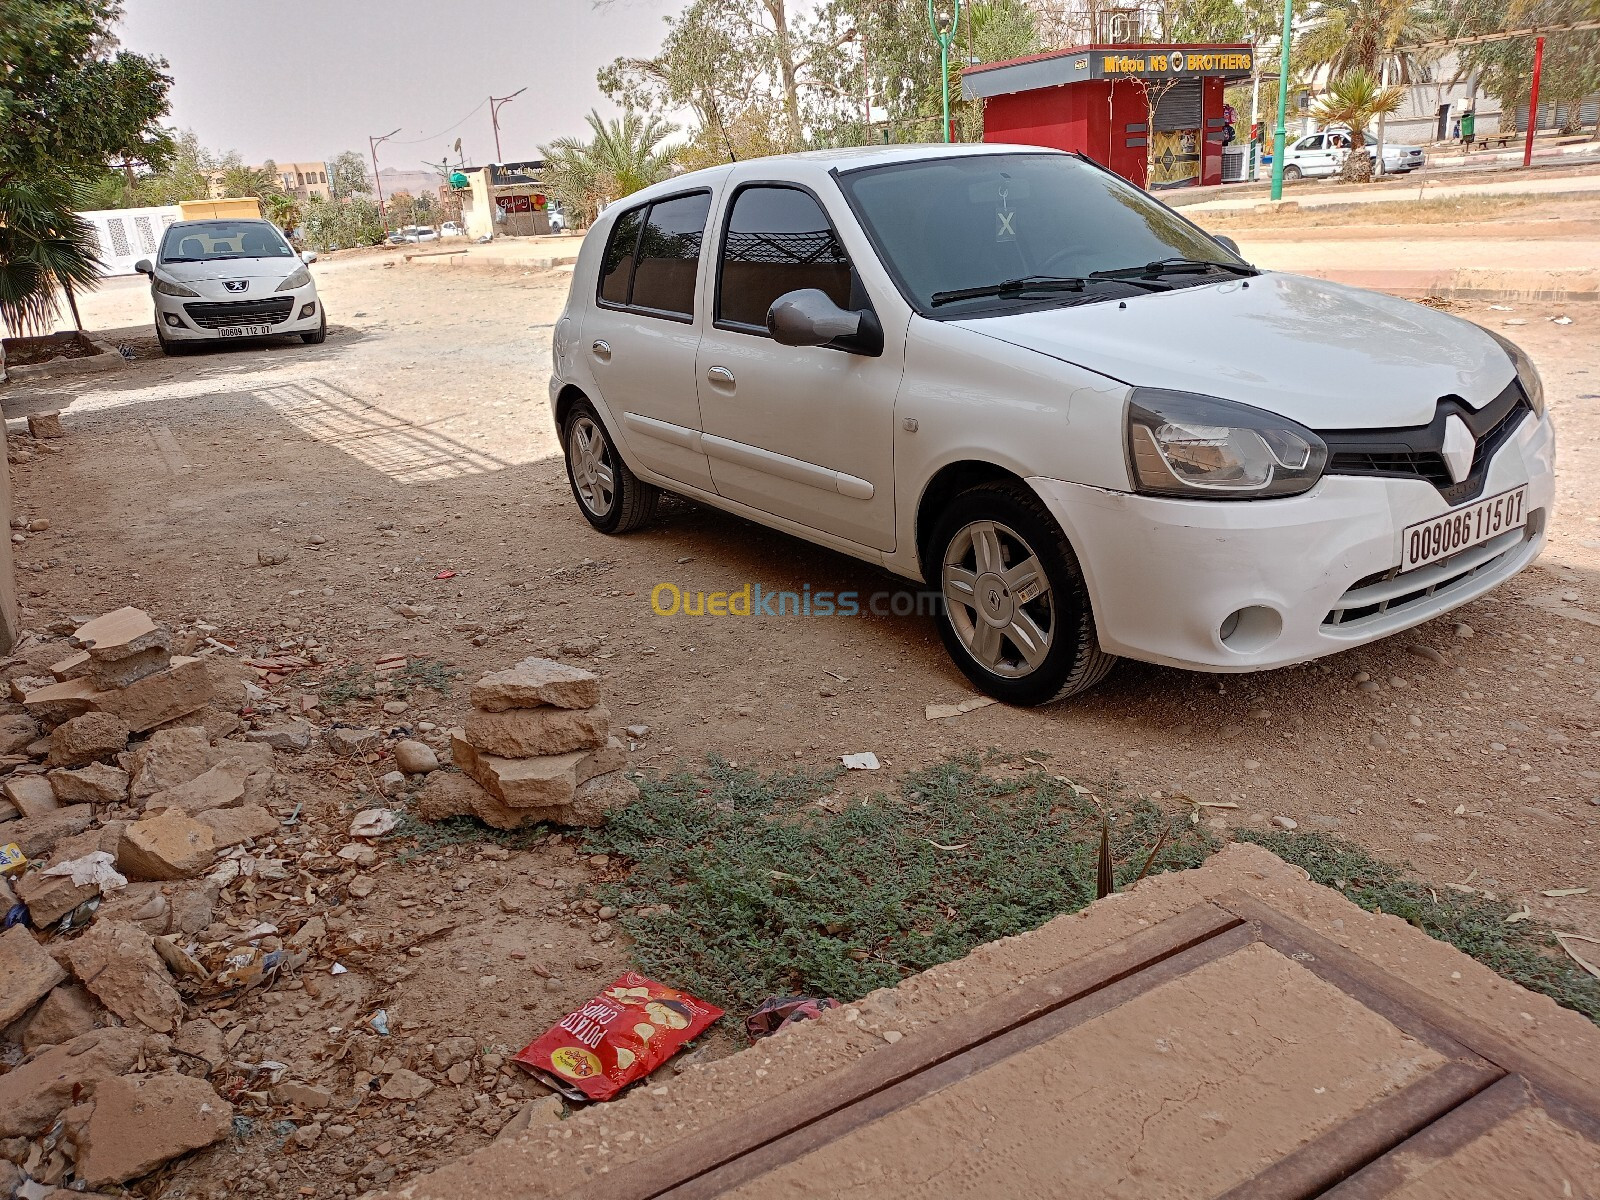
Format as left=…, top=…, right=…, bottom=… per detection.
left=224, top=280, right=248, bottom=293
left=1441, top=414, right=1475, bottom=484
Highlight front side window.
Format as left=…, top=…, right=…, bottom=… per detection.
left=717, top=186, right=852, bottom=329
left=835, top=152, right=1239, bottom=318
left=159, top=220, right=293, bottom=263
left=629, top=192, right=712, bottom=317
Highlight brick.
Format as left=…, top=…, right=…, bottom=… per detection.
left=451, top=732, right=623, bottom=809
left=464, top=704, right=610, bottom=757
left=0, top=924, right=67, bottom=1026
left=468, top=657, right=600, bottom=712
left=117, top=809, right=215, bottom=881
left=72, top=607, right=168, bottom=661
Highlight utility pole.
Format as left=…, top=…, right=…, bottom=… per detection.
left=1269, top=0, right=1294, bottom=201
left=928, top=0, right=961, bottom=142
left=370, top=128, right=401, bottom=229
left=490, top=88, right=528, bottom=163
left=1523, top=35, right=1544, bottom=168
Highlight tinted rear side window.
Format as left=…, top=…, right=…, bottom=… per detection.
left=629, top=192, right=712, bottom=317
left=717, top=186, right=852, bottom=329
left=598, top=206, right=644, bottom=305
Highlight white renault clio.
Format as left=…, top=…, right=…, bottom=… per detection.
left=550, top=144, right=1554, bottom=705
left=135, top=218, right=326, bottom=354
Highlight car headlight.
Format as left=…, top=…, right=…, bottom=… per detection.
left=276, top=267, right=312, bottom=293
left=1126, top=389, right=1328, bottom=499
left=154, top=277, right=199, bottom=297
left=1485, top=329, right=1544, bottom=415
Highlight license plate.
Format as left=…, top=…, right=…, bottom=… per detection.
left=1401, top=485, right=1527, bottom=571
left=219, top=324, right=270, bottom=338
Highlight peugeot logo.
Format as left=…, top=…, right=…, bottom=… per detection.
left=224, top=280, right=248, bottom=293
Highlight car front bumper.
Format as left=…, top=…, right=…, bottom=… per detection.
left=153, top=285, right=322, bottom=340
left=1029, top=409, right=1554, bottom=672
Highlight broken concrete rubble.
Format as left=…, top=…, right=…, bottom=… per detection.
left=72, top=1072, right=232, bottom=1187
left=8, top=804, right=93, bottom=856
left=15, top=863, right=99, bottom=925
left=0, top=923, right=67, bottom=1026
left=18, top=983, right=104, bottom=1053
left=117, top=808, right=216, bottom=880
left=462, top=703, right=611, bottom=758
left=469, top=656, right=602, bottom=711
left=452, top=732, right=625, bottom=809
left=92, top=656, right=213, bottom=733
left=47, top=761, right=129, bottom=806
left=6, top=772, right=59, bottom=818
left=58, top=920, right=185, bottom=1033
left=72, top=607, right=170, bottom=661
left=195, top=804, right=277, bottom=848
left=140, top=759, right=250, bottom=816
left=0, top=1026, right=149, bottom=1138
left=47, top=711, right=130, bottom=767
left=0, top=712, right=40, bottom=752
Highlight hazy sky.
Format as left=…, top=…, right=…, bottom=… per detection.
left=115, top=0, right=681, bottom=170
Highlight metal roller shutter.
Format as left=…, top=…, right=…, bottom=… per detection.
left=1151, top=79, right=1203, bottom=131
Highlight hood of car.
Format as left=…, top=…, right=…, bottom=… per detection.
left=158, top=258, right=303, bottom=285
left=954, top=272, right=1514, bottom=429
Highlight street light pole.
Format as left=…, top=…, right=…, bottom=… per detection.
left=1269, top=0, right=1294, bottom=201
left=369, top=127, right=401, bottom=229
left=490, top=87, right=528, bottom=163
left=927, top=0, right=961, bottom=142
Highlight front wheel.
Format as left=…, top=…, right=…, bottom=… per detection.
left=301, top=311, right=327, bottom=344
left=562, top=399, right=658, bottom=533
left=929, top=484, right=1117, bottom=706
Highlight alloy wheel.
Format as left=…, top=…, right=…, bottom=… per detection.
left=569, top=415, right=616, bottom=517
left=941, top=519, right=1055, bottom=679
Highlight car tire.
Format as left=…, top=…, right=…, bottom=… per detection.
left=156, top=326, right=188, bottom=356
left=301, top=311, right=327, bottom=344
left=562, top=399, right=658, bottom=534
left=1283, top=164, right=1303, bottom=181
left=929, top=483, right=1117, bottom=706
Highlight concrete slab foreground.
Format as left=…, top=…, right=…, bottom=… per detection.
left=390, top=844, right=1600, bottom=1200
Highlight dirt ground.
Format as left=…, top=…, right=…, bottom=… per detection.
left=2, top=243, right=1597, bottom=1195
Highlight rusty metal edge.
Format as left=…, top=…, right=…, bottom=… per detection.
left=554, top=902, right=1245, bottom=1200
left=1215, top=1060, right=1506, bottom=1200
left=1317, top=1073, right=1534, bottom=1199
left=663, top=922, right=1259, bottom=1200
left=1215, top=891, right=1600, bottom=1122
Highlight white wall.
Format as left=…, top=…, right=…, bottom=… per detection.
left=80, top=206, right=182, bottom=276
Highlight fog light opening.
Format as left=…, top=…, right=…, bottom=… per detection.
left=1219, top=605, right=1283, bottom=654
left=163, top=313, right=182, bottom=328
left=299, top=302, right=317, bottom=319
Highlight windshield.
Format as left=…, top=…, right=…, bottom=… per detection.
left=836, top=153, right=1240, bottom=317
left=159, top=220, right=293, bottom=263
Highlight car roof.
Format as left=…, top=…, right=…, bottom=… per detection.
left=168, top=218, right=276, bottom=230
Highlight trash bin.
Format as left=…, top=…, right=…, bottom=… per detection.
left=1222, top=145, right=1248, bottom=183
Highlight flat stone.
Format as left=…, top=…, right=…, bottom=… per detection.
left=91, top=656, right=213, bottom=733
left=0, top=923, right=67, bottom=1026
left=8, top=805, right=94, bottom=857
left=48, top=762, right=130, bottom=806
left=118, top=809, right=216, bottom=880
left=415, top=764, right=636, bottom=830
left=377, top=1068, right=434, bottom=1102
left=469, top=657, right=600, bottom=712
left=0, top=713, right=40, bottom=752
left=16, top=866, right=100, bottom=926
left=125, top=727, right=211, bottom=801
left=0, top=1027, right=148, bottom=1138
left=463, top=705, right=610, bottom=757
left=273, top=1081, right=334, bottom=1111
left=72, top=607, right=169, bottom=662
left=73, top=1073, right=232, bottom=1187
left=48, top=712, right=131, bottom=768
left=89, top=646, right=173, bottom=691
left=195, top=804, right=277, bottom=849
left=325, top=726, right=380, bottom=757
left=415, top=771, right=498, bottom=822
left=451, top=732, right=624, bottom=809
left=6, top=773, right=60, bottom=818
left=141, top=760, right=250, bottom=817
left=244, top=718, right=314, bottom=752
left=207, top=741, right=275, bottom=804
left=393, top=738, right=439, bottom=774
left=19, top=984, right=104, bottom=1053
left=48, top=651, right=91, bottom=681
left=22, top=677, right=103, bottom=724
left=59, top=921, right=185, bottom=1032
left=173, top=1019, right=226, bottom=1068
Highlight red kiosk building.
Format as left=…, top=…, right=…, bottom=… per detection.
left=962, top=45, right=1255, bottom=190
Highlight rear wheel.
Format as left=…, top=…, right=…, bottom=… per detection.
left=562, top=399, right=658, bottom=534
left=1283, top=164, right=1303, bottom=181
left=929, top=484, right=1117, bottom=706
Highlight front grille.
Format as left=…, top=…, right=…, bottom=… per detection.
left=1322, top=380, right=1532, bottom=506
left=184, top=297, right=294, bottom=329
left=1323, top=511, right=1540, bottom=628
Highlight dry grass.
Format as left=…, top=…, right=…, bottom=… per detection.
left=1197, top=192, right=1595, bottom=230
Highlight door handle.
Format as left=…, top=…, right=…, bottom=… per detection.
left=591, top=339, right=612, bottom=362
left=706, top=365, right=735, bottom=387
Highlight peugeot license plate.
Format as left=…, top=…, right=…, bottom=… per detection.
left=1401, top=485, right=1527, bottom=571
left=219, top=324, right=270, bottom=338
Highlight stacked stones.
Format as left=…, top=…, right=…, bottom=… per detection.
left=418, top=657, right=638, bottom=829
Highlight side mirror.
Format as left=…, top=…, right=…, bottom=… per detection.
left=301, top=250, right=318, bottom=264
left=1213, top=235, right=1241, bottom=258
left=134, top=259, right=154, bottom=276
left=766, top=289, right=881, bottom=356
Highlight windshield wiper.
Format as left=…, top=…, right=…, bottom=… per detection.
left=930, top=273, right=1167, bottom=307
left=1091, top=257, right=1258, bottom=281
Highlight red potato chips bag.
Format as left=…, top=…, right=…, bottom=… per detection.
left=513, top=972, right=724, bottom=1101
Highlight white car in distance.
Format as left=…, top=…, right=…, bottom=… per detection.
left=136, top=219, right=325, bottom=353
left=1282, top=128, right=1426, bottom=178
left=549, top=144, right=1553, bottom=705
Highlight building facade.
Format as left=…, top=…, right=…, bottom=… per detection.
left=204, top=161, right=331, bottom=201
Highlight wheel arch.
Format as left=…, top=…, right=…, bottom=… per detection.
left=915, top=459, right=1034, bottom=580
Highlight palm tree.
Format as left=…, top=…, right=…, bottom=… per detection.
left=539, top=110, right=679, bottom=228
left=218, top=162, right=284, bottom=199
left=1299, top=0, right=1438, bottom=83
left=1312, top=70, right=1407, bottom=181
left=0, top=178, right=103, bottom=338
